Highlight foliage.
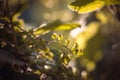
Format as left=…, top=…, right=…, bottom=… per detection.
left=0, top=0, right=120, bottom=80
left=0, top=0, right=81, bottom=80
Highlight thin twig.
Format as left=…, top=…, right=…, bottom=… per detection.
left=11, top=0, right=23, bottom=16
left=16, top=25, right=34, bottom=50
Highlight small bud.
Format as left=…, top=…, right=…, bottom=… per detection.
left=81, top=71, right=87, bottom=79
left=1, top=41, right=6, bottom=48
left=65, top=38, right=70, bottom=46
left=63, top=58, right=69, bottom=65
left=58, top=34, right=63, bottom=41
left=75, top=43, right=79, bottom=48
left=60, top=53, right=64, bottom=58
left=77, top=49, right=83, bottom=57
left=51, top=33, right=58, bottom=40
left=0, top=23, right=4, bottom=29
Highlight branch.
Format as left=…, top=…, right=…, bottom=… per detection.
left=5, top=0, right=19, bottom=56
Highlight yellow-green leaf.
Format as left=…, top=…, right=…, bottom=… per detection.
left=68, top=0, right=120, bottom=14
left=33, top=20, right=80, bottom=35
left=68, top=0, right=105, bottom=14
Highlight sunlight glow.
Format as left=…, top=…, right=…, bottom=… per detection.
left=42, top=0, right=58, bottom=8
left=70, top=27, right=86, bottom=38
left=86, top=61, right=96, bottom=71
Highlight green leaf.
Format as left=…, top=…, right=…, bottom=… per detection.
left=33, top=20, right=80, bottom=35
left=48, top=42, right=72, bottom=63
left=48, top=42, right=72, bottom=55
left=68, top=0, right=120, bottom=14
left=68, top=0, right=105, bottom=14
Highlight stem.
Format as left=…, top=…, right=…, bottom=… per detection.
left=6, top=0, right=19, bottom=56
left=10, top=16, right=19, bottom=54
